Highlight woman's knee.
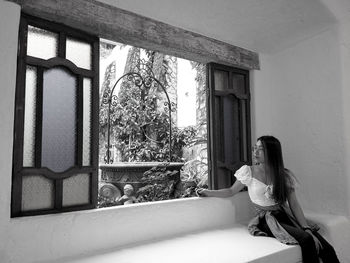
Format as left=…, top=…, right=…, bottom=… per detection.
left=298, top=232, right=315, bottom=246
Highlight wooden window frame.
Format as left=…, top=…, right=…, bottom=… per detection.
left=11, top=14, right=99, bottom=217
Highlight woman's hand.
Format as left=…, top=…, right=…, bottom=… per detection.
left=196, top=188, right=209, bottom=197
left=196, top=182, right=243, bottom=198
left=305, top=229, right=323, bottom=253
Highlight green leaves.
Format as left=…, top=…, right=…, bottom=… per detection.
left=136, top=164, right=180, bottom=202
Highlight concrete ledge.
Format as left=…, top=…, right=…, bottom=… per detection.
left=44, top=192, right=350, bottom=263
left=6, top=192, right=253, bottom=263
left=50, top=226, right=302, bottom=263
left=5, top=190, right=350, bottom=263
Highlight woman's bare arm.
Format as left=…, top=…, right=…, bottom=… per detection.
left=288, top=190, right=322, bottom=251
left=287, top=190, right=309, bottom=227
left=198, top=180, right=245, bottom=198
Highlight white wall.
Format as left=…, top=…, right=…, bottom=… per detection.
left=0, top=0, right=21, bottom=260
left=252, top=22, right=350, bottom=215
left=338, top=18, right=350, bottom=219
left=1, top=0, right=350, bottom=262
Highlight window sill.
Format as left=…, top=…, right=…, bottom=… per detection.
left=57, top=226, right=302, bottom=263
left=6, top=191, right=350, bottom=263
left=8, top=192, right=252, bottom=262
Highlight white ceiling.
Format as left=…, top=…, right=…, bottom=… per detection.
left=98, top=0, right=343, bottom=54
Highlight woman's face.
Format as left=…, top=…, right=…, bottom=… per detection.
left=252, top=140, right=265, bottom=164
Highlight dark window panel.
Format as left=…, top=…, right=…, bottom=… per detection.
left=11, top=14, right=99, bottom=217
left=208, top=63, right=251, bottom=190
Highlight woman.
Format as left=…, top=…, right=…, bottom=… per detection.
left=198, top=135, right=339, bottom=263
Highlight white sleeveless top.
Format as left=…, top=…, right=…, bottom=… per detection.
left=234, top=165, right=278, bottom=207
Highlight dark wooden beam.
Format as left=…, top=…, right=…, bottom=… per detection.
left=7, top=0, right=260, bottom=70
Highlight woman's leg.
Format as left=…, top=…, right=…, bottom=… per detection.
left=257, top=216, right=274, bottom=236
left=258, top=213, right=319, bottom=263
left=279, top=222, right=319, bottom=263
left=275, top=210, right=340, bottom=263
left=312, top=231, right=340, bottom=263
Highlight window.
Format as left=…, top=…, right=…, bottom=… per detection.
left=97, top=40, right=208, bottom=207
left=208, top=63, right=251, bottom=189
left=11, top=14, right=99, bottom=217
left=11, top=14, right=251, bottom=216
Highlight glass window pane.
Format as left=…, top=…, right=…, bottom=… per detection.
left=42, top=67, right=77, bottom=172
left=214, top=70, right=228, bottom=91
left=83, top=78, right=91, bottom=166
left=63, top=174, right=90, bottom=206
left=66, top=37, right=92, bottom=70
left=22, top=175, right=54, bottom=211
left=27, top=25, right=58, bottom=60
left=23, top=66, right=37, bottom=167
left=232, top=74, right=245, bottom=94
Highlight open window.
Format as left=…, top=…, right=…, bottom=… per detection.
left=11, top=14, right=251, bottom=217
left=97, top=40, right=208, bottom=207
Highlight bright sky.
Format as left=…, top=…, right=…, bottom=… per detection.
left=100, top=40, right=197, bottom=128
left=176, top=58, right=196, bottom=127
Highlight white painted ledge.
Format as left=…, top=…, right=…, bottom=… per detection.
left=51, top=226, right=302, bottom=263
left=6, top=191, right=350, bottom=263
left=42, top=191, right=303, bottom=263
left=6, top=192, right=253, bottom=263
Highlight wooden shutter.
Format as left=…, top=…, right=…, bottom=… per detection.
left=207, top=63, right=251, bottom=189
left=11, top=14, right=99, bottom=217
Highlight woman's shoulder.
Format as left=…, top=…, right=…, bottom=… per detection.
left=283, top=168, right=296, bottom=180
left=284, top=168, right=299, bottom=190
left=234, top=165, right=252, bottom=184
left=236, top=164, right=252, bottom=174
left=237, top=164, right=251, bottom=170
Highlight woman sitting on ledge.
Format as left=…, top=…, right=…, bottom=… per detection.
left=198, top=135, right=340, bottom=263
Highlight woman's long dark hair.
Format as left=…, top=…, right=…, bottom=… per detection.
left=257, top=135, right=293, bottom=204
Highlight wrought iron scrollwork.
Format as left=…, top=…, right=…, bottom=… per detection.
left=102, top=62, right=174, bottom=164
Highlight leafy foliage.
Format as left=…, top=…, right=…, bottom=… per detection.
left=136, top=164, right=180, bottom=202
left=97, top=194, right=119, bottom=208
left=98, top=43, right=209, bottom=205
left=104, top=89, right=197, bottom=162
left=100, top=46, right=197, bottom=163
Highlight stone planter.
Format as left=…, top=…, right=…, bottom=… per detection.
left=99, top=162, right=184, bottom=196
